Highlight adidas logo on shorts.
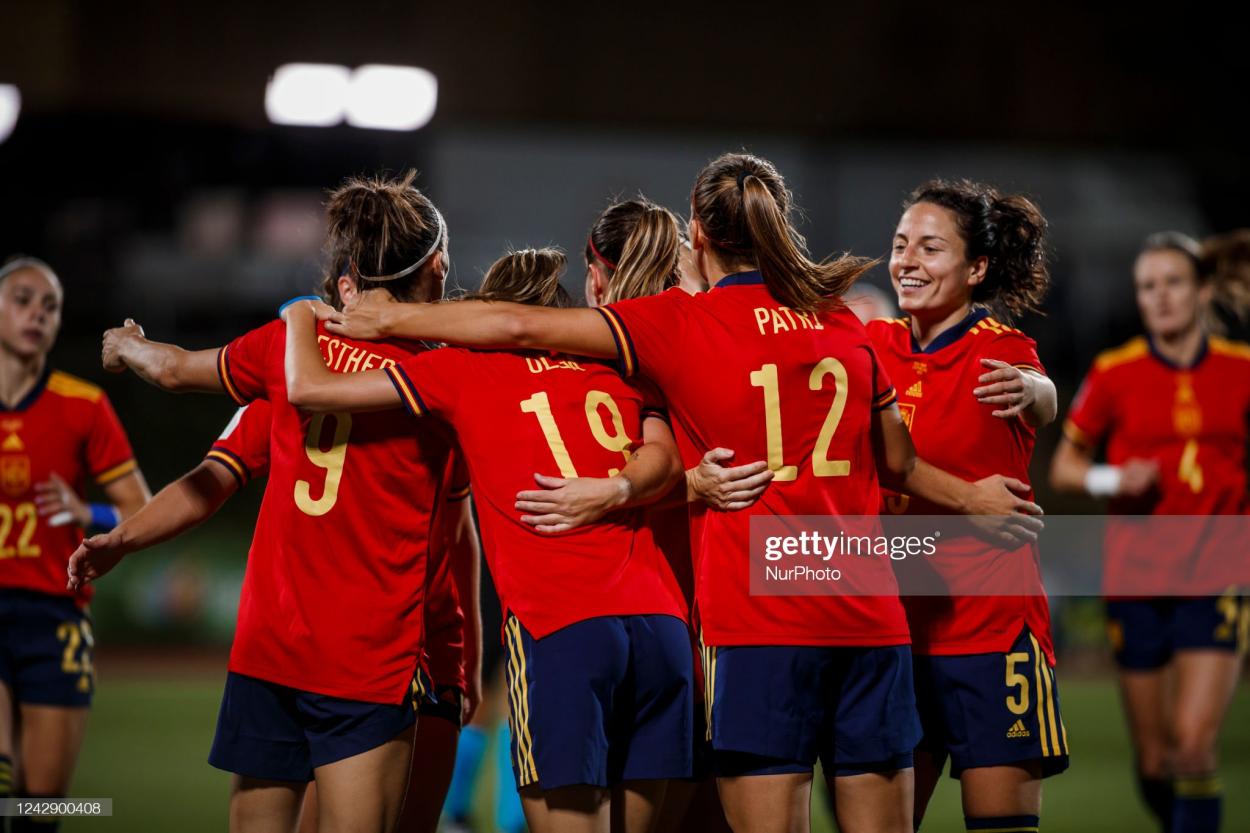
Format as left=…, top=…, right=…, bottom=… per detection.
left=1006, top=719, right=1030, bottom=739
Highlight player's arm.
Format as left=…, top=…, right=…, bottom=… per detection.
left=102, top=319, right=223, bottom=393
left=281, top=301, right=403, bottom=412
left=445, top=495, right=483, bottom=722
left=66, top=461, right=240, bottom=589
left=873, top=402, right=918, bottom=490
left=34, top=469, right=151, bottom=532
left=974, top=360, right=1058, bottom=427
left=1049, top=435, right=1158, bottom=498
left=319, top=295, right=619, bottom=359
left=515, top=414, right=684, bottom=534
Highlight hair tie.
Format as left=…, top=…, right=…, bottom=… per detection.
left=588, top=235, right=617, bottom=270
left=355, top=208, right=446, bottom=282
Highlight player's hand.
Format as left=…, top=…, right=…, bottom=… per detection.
left=35, top=473, right=90, bottom=529
left=964, top=474, right=1045, bottom=547
left=101, top=318, right=145, bottom=373
left=515, top=473, right=630, bottom=533
left=686, top=448, right=774, bottom=511
left=1119, top=458, right=1159, bottom=497
left=974, top=359, right=1038, bottom=419
left=66, top=531, right=127, bottom=590
left=278, top=297, right=322, bottom=325
left=322, top=293, right=392, bottom=340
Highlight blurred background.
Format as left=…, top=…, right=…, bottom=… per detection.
left=1, top=2, right=1246, bottom=831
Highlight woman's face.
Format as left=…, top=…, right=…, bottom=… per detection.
left=0, top=266, right=62, bottom=360
left=889, top=202, right=984, bottom=320
left=1134, top=249, right=1209, bottom=339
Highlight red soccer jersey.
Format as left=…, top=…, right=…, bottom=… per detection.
left=599, top=272, right=909, bottom=648
left=1064, top=335, right=1250, bottom=592
left=206, top=399, right=470, bottom=692
left=218, top=320, right=453, bottom=703
left=385, top=347, right=685, bottom=641
left=869, top=311, right=1054, bottom=661
left=0, top=369, right=136, bottom=605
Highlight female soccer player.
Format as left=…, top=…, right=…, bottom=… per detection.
left=1051, top=231, right=1250, bottom=833
left=0, top=256, right=150, bottom=833
left=283, top=246, right=695, bottom=833
left=868, top=181, right=1064, bottom=833
left=313, top=152, right=1049, bottom=833
left=90, top=171, right=467, bottom=833
left=68, top=396, right=483, bottom=833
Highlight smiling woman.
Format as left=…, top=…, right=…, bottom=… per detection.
left=867, top=179, right=1064, bottom=833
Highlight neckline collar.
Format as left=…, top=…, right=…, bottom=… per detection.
left=712, top=271, right=765, bottom=289
left=1148, top=334, right=1208, bottom=371
left=909, top=308, right=990, bottom=354
left=0, top=364, right=52, bottom=413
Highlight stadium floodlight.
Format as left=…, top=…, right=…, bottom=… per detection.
left=0, top=85, right=20, bottom=144
left=265, top=63, right=351, bottom=127
left=344, top=65, right=437, bottom=131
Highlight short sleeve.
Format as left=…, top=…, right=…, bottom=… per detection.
left=982, top=330, right=1045, bottom=375
left=206, top=401, right=273, bottom=487
left=384, top=347, right=465, bottom=419
left=1064, top=365, right=1114, bottom=449
left=598, top=289, right=690, bottom=381
left=864, top=343, right=897, bottom=411
left=630, top=377, right=670, bottom=424
left=218, top=320, right=283, bottom=406
left=88, top=393, right=138, bottom=486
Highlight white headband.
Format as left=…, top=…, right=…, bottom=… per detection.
left=356, top=208, right=446, bottom=282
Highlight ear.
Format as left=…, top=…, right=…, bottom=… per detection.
left=966, top=255, right=989, bottom=287
left=688, top=218, right=707, bottom=251
left=337, top=274, right=358, bottom=306
left=589, top=262, right=609, bottom=301
left=429, top=249, right=448, bottom=279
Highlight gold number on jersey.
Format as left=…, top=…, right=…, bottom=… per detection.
left=750, top=358, right=852, bottom=481
left=749, top=364, right=799, bottom=481
left=294, top=413, right=353, bottom=517
left=585, top=391, right=633, bottom=476
left=1005, top=652, right=1031, bottom=715
left=1178, top=439, right=1204, bottom=494
left=521, top=392, right=579, bottom=478
left=521, top=390, right=637, bottom=478
left=0, top=502, right=42, bottom=559
left=809, top=358, right=851, bottom=477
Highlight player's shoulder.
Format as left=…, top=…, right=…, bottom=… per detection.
left=968, top=315, right=1031, bottom=342
left=1091, top=335, right=1151, bottom=374
left=46, top=370, right=105, bottom=404
left=1208, top=335, right=1250, bottom=364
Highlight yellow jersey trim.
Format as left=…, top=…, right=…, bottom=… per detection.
left=47, top=371, right=104, bottom=403
left=95, top=459, right=137, bottom=485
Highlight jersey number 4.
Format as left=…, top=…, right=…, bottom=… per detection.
left=750, top=359, right=850, bottom=481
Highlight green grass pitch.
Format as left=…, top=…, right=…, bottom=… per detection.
left=66, top=672, right=1248, bottom=832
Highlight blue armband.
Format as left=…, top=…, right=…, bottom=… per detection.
left=278, top=295, right=322, bottom=317
left=89, top=503, right=121, bottom=532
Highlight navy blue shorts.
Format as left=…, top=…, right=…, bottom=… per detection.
left=208, top=669, right=434, bottom=782
left=0, top=589, right=94, bottom=707
left=421, top=686, right=463, bottom=727
left=913, top=628, right=1069, bottom=779
left=1107, top=593, right=1248, bottom=670
left=702, top=641, right=920, bottom=778
left=503, top=614, right=695, bottom=790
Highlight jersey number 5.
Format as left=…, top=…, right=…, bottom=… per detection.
left=295, top=413, right=352, bottom=516
left=750, top=359, right=850, bottom=482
